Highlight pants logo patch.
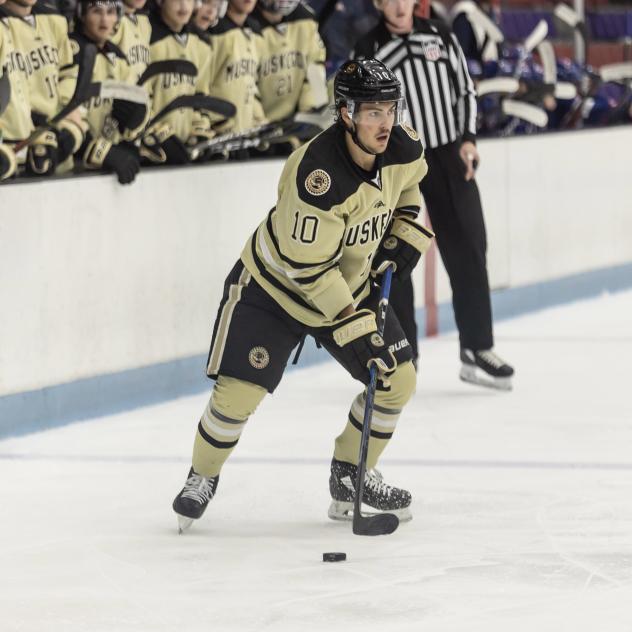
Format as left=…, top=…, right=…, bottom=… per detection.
left=249, top=346, right=270, bottom=369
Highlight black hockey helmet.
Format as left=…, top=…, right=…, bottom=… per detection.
left=75, top=0, right=123, bottom=21
left=334, top=59, right=402, bottom=108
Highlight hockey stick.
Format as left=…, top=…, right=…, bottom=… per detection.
left=460, top=1, right=504, bottom=44
left=514, top=19, right=548, bottom=79
left=145, top=94, right=236, bottom=131
left=0, top=71, right=10, bottom=116
left=554, top=3, right=589, bottom=63
left=352, top=265, right=399, bottom=537
left=86, top=80, right=148, bottom=103
left=14, top=43, right=97, bottom=152
left=136, top=59, right=197, bottom=86
left=476, top=77, right=519, bottom=96
left=599, top=62, right=632, bottom=84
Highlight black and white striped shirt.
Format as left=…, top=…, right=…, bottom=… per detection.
left=354, top=17, right=477, bottom=150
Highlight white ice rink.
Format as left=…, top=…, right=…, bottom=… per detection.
left=1, top=290, right=632, bottom=632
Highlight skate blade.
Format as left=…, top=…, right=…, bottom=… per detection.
left=176, top=514, right=194, bottom=534
left=328, top=500, right=412, bottom=523
left=460, top=364, right=512, bottom=391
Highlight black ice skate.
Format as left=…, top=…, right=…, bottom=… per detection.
left=172, top=468, right=219, bottom=533
left=459, top=348, right=514, bottom=391
left=328, top=458, right=412, bottom=522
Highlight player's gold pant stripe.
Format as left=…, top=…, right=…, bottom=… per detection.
left=350, top=393, right=400, bottom=432
left=207, top=267, right=251, bottom=376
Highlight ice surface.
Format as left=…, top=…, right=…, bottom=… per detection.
left=1, top=291, right=632, bottom=632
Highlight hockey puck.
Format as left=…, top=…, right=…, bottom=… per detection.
left=323, top=552, right=346, bottom=562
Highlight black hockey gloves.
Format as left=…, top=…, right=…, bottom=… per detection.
left=332, top=309, right=397, bottom=384
left=372, top=216, right=434, bottom=281
left=103, top=142, right=141, bottom=184
left=111, top=98, right=148, bottom=135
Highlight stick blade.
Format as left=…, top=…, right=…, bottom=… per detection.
left=352, top=512, right=399, bottom=536
left=525, top=19, right=549, bottom=53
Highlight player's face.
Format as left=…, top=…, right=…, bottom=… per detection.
left=84, top=4, right=118, bottom=43
left=193, top=0, right=220, bottom=30
left=353, top=101, right=397, bottom=154
left=162, top=0, right=196, bottom=28
left=380, top=0, right=415, bottom=29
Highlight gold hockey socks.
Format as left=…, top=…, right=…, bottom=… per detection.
left=192, top=376, right=267, bottom=478
left=333, top=361, right=416, bottom=469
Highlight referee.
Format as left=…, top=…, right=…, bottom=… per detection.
left=354, top=0, right=514, bottom=389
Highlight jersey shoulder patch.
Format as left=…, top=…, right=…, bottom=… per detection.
left=295, top=125, right=362, bottom=212
left=382, top=125, right=424, bottom=168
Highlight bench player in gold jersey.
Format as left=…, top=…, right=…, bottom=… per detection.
left=141, top=0, right=212, bottom=164
left=111, top=0, right=151, bottom=82
left=70, top=0, right=148, bottom=183
left=0, top=0, right=33, bottom=179
left=254, top=0, right=327, bottom=129
left=172, top=59, right=434, bottom=532
left=4, top=0, right=83, bottom=175
left=207, top=0, right=266, bottom=135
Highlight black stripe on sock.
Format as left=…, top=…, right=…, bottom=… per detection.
left=197, top=421, right=239, bottom=449
left=348, top=414, right=394, bottom=441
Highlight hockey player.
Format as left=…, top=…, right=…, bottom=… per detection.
left=0, top=0, right=34, bottom=176
left=71, top=0, right=148, bottom=183
left=142, top=0, right=212, bottom=164
left=172, top=59, right=434, bottom=532
left=110, top=0, right=151, bottom=82
left=253, top=0, right=327, bottom=125
left=4, top=0, right=84, bottom=175
left=355, top=0, right=514, bottom=390
left=207, top=0, right=266, bottom=135
left=191, top=0, right=226, bottom=36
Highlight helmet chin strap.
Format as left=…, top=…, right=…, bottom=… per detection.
left=344, top=120, right=378, bottom=156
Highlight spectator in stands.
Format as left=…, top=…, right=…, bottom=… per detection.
left=70, top=0, right=147, bottom=183
left=0, top=0, right=34, bottom=180
left=253, top=0, right=328, bottom=154
left=4, top=0, right=84, bottom=176
left=111, top=0, right=151, bottom=82
left=142, top=0, right=213, bottom=164
left=207, top=0, right=266, bottom=136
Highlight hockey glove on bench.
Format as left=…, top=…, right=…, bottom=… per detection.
left=333, top=309, right=397, bottom=385
left=372, top=216, right=434, bottom=281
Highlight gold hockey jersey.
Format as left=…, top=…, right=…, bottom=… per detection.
left=0, top=9, right=33, bottom=143
left=111, top=12, right=151, bottom=83
left=147, top=13, right=210, bottom=141
left=5, top=4, right=76, bottom=119
left=240, top=123, right=428, bottom=327
left=208, top=16, right=266, bottom=133
left=254, top=4, right=326, bottom=123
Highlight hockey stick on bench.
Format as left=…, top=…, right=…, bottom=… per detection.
left=145, top=93, right=236, bottom=132
left=136, top=59, right=197, bottom=86
left=353, top=265, right=400, bottom=537
left=14, top=42, right=97, bottom=152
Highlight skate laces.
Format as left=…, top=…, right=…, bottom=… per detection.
left=182, top=472, right=215, bottom=504
left=365, top=469, right=392, bottom=497
left=477, top=349, right=505, bottom=369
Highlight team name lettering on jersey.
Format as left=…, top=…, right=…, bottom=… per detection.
left=344, top=209, right=393, bottom=247
left=126, top=44, right=150, bottom=66
left=161, top=73, right=196, bottom=89
left=224, top=58, right=258, bottom=82
left=259, top=51, right=306, bottom=77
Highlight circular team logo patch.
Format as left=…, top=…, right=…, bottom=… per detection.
left=401, top=123, right=419, bottom=141
left=249, top=346, right=270, bottom=369
left=305, top=169, right=331, bottom=196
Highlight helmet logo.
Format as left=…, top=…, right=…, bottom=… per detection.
left=305, top=169, right=331, bottom=196
left=343, top=63, right=357, bottom=74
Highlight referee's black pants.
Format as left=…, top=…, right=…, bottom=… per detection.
left=392, top=141, right=494, bottom=359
